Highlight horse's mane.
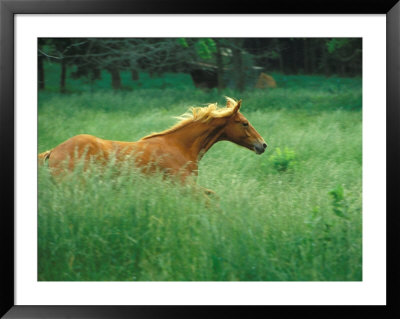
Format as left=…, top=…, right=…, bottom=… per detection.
left=141, top=97, right=239, bottom=140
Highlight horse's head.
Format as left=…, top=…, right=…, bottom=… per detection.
left=221, top=98, right=267, bottom=154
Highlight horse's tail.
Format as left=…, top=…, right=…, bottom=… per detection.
left=38, top=149, right=53, bottom=165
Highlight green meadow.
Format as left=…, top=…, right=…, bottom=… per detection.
left=38, top=66, right=362, bottom=281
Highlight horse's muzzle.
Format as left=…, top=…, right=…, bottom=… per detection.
left=254, top=142, right=267, bottom=154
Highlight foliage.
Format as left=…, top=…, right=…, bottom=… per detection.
left=180, top=38, right=217, bottom=60
left=177, top=38, right=189, bottom=48
left=39, top=38, right=362, bottom=92
left=269, top=147, right=297, bottom=172
left=326, top=39, right=350, bottom=54
left=329, top=184, right=349, bottom=219
left=325, top=38, right=362, bottom=70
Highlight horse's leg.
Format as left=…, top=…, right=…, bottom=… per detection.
left=181, top=172, right=217, bottom=199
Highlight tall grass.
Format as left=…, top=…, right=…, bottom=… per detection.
left=38, top=72, right=362, bottom=281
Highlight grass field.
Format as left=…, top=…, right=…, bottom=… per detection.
left=38, top=65, right=362, bottom=281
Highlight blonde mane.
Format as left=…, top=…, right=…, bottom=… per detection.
left=141, top=97, right=239, bottom=140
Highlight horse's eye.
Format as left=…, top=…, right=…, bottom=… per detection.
left=242, top=122, right=249, bottom=127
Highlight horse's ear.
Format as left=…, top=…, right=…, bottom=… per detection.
left=226, top=97, right=236, bottom=108
left=232, top=99, right=242, bottom=113
left=226, top=97, right=241, bottom=112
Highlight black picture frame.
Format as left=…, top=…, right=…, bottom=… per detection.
left=1, top=0, right=399, bottom=318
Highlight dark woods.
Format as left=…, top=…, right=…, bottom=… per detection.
left=38, top=38, right=362, bottom=92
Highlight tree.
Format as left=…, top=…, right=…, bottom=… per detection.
left=325, top=38, right=362, bottom=76
left=37, top=38, right=362, bottom=93
left=66, top=38, right=195, bottom=90
left=38, top=38, right=46, bottom=90
left=38, top=38, right=88, bottom=92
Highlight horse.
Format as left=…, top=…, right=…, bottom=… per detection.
left=38, top=97, right=267, bottom=185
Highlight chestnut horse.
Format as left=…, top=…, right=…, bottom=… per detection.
left=38, top=97, right=267, bottom=181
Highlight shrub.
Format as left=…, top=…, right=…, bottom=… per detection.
left=269, top=147, right=297, bottom=172
left=328, top=184, right=349, bottom=219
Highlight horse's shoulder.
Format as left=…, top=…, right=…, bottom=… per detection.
left=72, top=134, right=98, bottom=141
left=69, top=134, right=106, bottom=145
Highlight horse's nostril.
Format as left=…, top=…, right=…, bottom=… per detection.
left=263, top=143, right=267, bottom=149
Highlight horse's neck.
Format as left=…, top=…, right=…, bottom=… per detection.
left=162, top=120, right=225, bottom=161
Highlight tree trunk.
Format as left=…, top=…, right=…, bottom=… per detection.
left=278, top=52, right=284, bottom=74
left=233, top=40, right=245, bottom=92
left=38, top=55, right=45, bottom=90
left=303, top=39, right=310, bottom=74
left=215, top=39, right=224, bottom=92
left=292, top=41, right=298, bottom=74
left=340, top=64, right=346, bottom=77
left=309, top=40, right=317, bottom=74
left=60, top=60, right=66, bottom=93
left=131, top=69, right=139, bottom=81
left=321, top=41, right=330, bottom=76
left=109, top=68, right=122, bottom=90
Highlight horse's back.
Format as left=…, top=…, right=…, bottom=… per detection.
left=47, top=134, right=112, bottom=172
